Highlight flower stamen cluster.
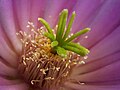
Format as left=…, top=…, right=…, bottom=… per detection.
left=16, top=9, right=90, bottom=89
left=17, top=22, right=86, bottom=89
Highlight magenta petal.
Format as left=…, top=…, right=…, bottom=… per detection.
left=13, top=0, right=47, bottom=29
left=0, top=77, right=21, bottom=85
left=0, top=27, right=18, bottom=67
left=0, top=0, right=22, bottom=53
left=0, top=35, right=17, bottom=67
left=80, top=0, right=120, bottom=48
left=12, top=0, right=31, bottom=32
left=72, top=0, right=105, bottom=32
left=87, top=25, right=120, bottom=62
left=0, top=58, right=18, bottom=77
left=0, top=83, right=28, bottom=90
left=28, top=0, right=46, bottom=27
left=64, top=82, right=120, bottom=90
left=71, top=52, right=120, bottom=80
left=72, top=60, right=120, bottom=84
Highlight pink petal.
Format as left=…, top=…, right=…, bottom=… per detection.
left=0, top=77, right=22, bottom=85
left=72, top=0, right=105, bottom=32
left=0, top=83, right=28, bottom=90
left=80, top=0, right=120, bottom=48
left=0, top=30, right=17, bottom=67
left=0, top=0, right=22, bottom=53
left=13, top=0, right=46, bottom=29
left=28, top=0, right=46, bottom=27
left=72, top=60, right=120, bottom=84
left=86, top=25, right=120, bottom=62
left=72, top=52, right=120, bottom=77
left=64, top=82, right=120, bottom=90
left=12, top=0, right=31, bottom=32
left=0, top=58, right=18, bottom=77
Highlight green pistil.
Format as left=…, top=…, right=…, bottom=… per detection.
left=56, top=9, right=68, bottom=42
left=65, top=28, right=90, bottom=43
left=38, top=18, right=55, bottom=41
left=38, top=9, right=90, bottom=57
left=63, top=11, right=76, bottom=40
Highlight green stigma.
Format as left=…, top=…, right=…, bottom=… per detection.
left=38, top=9, right=90, bottom=57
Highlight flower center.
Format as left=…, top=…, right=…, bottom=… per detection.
left=16, top=23, right=85, bottom=89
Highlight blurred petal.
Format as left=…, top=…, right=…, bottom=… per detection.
left=0, top=0, right=21, bottom=53
left=0, top=83, right=28, bottom=90
left=87, top=25, right=120, bottom=62
left=72, top=0, right=105, bottom=32
left=72, top=51, right=120, bottom=75
left=0, top=25, right=19, bottom=67
left=0, top=77, right=22, bottom=85
left=29, top=0, right=46, bottom=27
left=71, top=60, right=120, bottom=85
left=80, top=0, right=120, bottom=48
left=12, top=0, right=31, bottom=32
left=0, top=58, right=18, bottom=77
left=64, top=82, right=120, bottom=90
left=13, top=0, right=46, bottom=29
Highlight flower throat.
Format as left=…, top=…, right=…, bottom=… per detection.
left=17, top=9, right=90, bottom=89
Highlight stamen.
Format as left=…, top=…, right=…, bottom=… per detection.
left=84, top=56, right=88, bottom=59
left=17, top=9, right=90, bottom=90
left=79, top=61, right=86, bottom=64
left=17, top=24, right=83, bottom=89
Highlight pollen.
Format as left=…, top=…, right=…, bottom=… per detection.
left=16, top=21, right=85, bottom=89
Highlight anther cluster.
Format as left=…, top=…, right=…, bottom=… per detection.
left=17, top=22, right=85, bottom=89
